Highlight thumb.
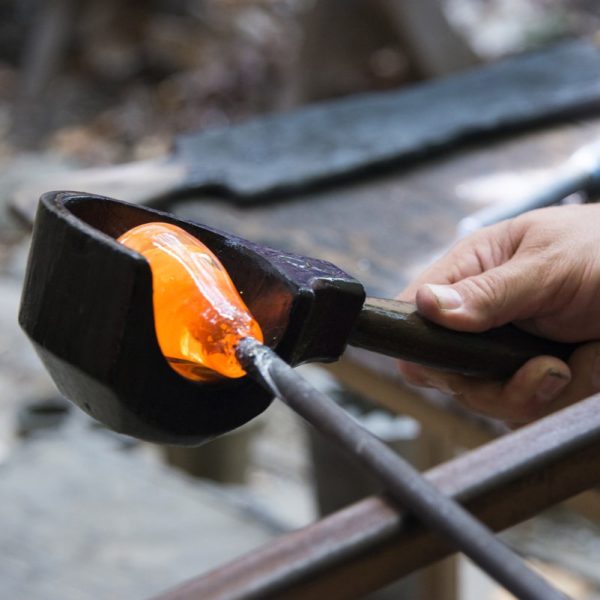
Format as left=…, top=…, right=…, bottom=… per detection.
left=415, top=257, right=541, bottom=332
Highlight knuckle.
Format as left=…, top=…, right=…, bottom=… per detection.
left=461, top=272, right=507, bottom=325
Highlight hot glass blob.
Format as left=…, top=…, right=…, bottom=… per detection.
left=118, top=222, right=263, bottom=381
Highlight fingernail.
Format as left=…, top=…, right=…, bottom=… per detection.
left=426, top=284, right=462, bottom=310
left=535, top=369, right=570, bottom=404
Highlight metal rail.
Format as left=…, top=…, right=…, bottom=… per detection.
left=155, top=390, right=600, bottom=600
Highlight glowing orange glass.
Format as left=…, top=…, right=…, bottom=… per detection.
left=117, top=222, right=263, bottom=382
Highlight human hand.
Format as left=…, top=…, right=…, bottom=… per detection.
left=397, top=204, right=600, bottom=425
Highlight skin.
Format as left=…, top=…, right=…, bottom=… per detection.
left=397, top=204, right=600, bottom=426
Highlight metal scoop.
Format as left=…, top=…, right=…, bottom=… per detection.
left=19, top=191, right=576, bottom=445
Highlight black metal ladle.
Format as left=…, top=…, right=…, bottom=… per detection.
left=19, top=191, right=576, bottom=445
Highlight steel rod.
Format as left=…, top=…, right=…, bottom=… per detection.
left=156, top=392, right=600, bottom=600
left=234, top=338, right=567, bottom=600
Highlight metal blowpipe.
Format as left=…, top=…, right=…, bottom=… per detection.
left=236, top=337, right=569, bottom=600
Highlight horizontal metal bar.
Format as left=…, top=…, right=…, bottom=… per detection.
left=154, top=393, right=600, bottom=600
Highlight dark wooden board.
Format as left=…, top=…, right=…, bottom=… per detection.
left=12, top=40, right=600, bottom=223
left=175, top=40, right=600, bottom=198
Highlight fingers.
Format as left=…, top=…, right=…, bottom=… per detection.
left=490, top=343, right=600, bottom=423
left=399, top=218, right=553, bottom=332
left=547, top=342, right=600, bottom=414
left=398, top=355, right=572, bottom=423
left=399, top=342, right=600, bottom=423
left=413, top=255, right=548, bottom=332
left=395, top=207, right=600, bottom=423
left=455, top=356, right=570, bottom=423
left=397, top=220, right=518, bottom=303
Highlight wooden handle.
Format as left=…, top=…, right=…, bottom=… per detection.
left=348, top=298, right=577, bottom=379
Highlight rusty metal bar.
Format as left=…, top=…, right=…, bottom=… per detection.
left=155, top=392, right=600, bottom=600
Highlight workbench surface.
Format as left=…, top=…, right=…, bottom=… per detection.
left=172, top=117, right=600, bottom=444
left=174, top=119, right=600, bottom=300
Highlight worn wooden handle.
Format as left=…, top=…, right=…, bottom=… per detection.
left=348, top=298, right=577, bottom=379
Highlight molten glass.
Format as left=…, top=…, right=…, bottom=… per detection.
left=118, top=222, right=263, bottom=382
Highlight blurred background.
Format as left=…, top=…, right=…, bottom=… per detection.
left=2, top=1, right=600, bottom=599
left=1, top=0, right=599, bottom=160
